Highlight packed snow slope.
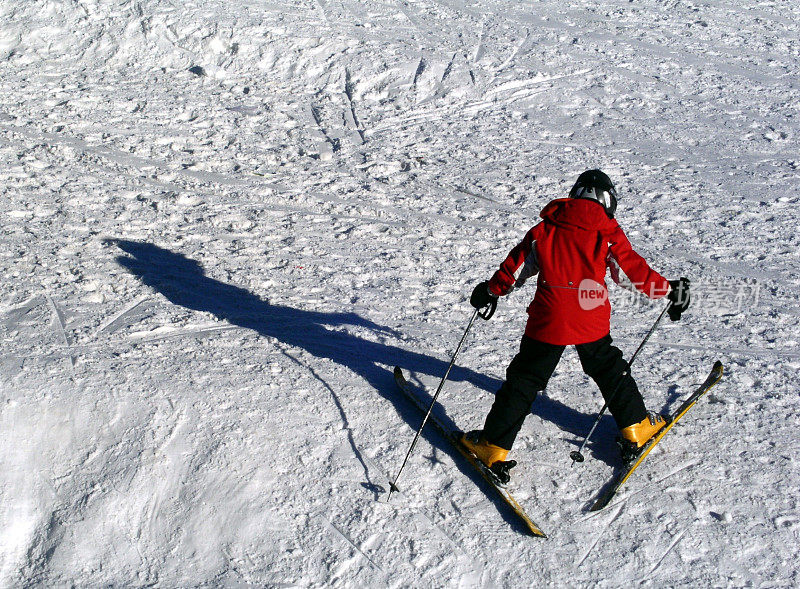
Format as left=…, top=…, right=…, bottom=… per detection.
left=1, top=0, right=799, bottom=586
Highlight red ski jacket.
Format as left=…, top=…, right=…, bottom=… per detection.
left=488, top=198, right=670, bottom=345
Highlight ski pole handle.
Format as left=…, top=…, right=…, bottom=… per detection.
left=478, top=298, right=497, bottom=320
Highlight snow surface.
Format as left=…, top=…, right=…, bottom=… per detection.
left=1, top=0, right=799, bottom=586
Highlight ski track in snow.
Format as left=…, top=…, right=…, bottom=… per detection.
left=1, top=0, right=799, bottom=586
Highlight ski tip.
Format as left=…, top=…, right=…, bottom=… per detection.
left=708, top=361, right=724, bottom=385
left=522, top=519, right=548, bottom=538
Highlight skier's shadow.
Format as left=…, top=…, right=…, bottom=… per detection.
left=110, top=238, right=503, bottom=388
left=531, top=393, right=621, bottom=466
left=529, top=378, right=684, bottom=467
left=110, top=240, right=543, bottom=527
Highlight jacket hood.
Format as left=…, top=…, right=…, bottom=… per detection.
left=539, top=198, right=617, bottom=232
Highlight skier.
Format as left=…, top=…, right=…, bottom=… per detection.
left=463, top=170, right=691, bottom=483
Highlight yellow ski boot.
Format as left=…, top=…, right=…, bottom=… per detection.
left=460, top=430, right=516, bottom=485
left=618, top=412, right=667, bottom=463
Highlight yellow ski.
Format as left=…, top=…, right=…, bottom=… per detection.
left=590, top=361, right=724, bottom=511
left=394, top=367, right=547, bottom=538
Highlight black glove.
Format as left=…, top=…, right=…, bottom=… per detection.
left=667, top=277, right=691, bottom=321
left=470, top=280, right=498, bottom=319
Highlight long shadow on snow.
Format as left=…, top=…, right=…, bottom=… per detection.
left=111, top=240, right=546, bottom=524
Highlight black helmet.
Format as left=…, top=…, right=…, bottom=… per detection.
left=569, top=169, right=618, bottom=218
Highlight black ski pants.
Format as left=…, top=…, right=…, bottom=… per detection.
left=482, top=334, right=647, bottom=450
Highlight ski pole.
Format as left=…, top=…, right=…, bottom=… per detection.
left=388, top=305, right=490, bottom=500
left=569, top=301, right=672, bottom=465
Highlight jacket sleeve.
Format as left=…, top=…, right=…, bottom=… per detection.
left=487, top=225, right=540, bottom=296
left=607, top=224, right=670, bottom=299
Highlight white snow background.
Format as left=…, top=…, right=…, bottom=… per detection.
left=1, top=0, right=799, bottom=586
